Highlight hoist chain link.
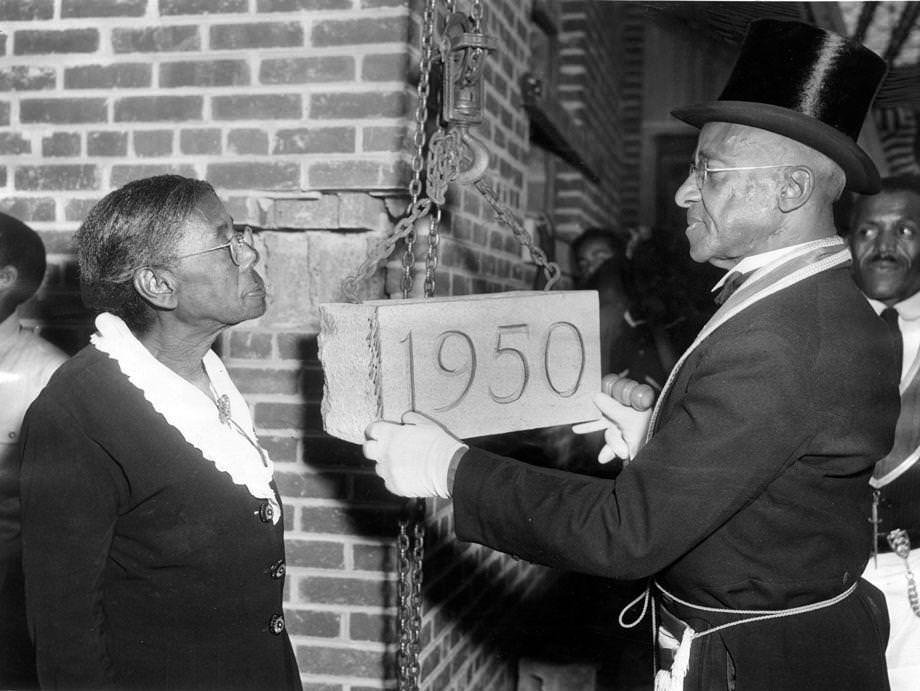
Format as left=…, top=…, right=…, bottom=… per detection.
left=396, top=499, right=427, bottom=691
left=394, top=0, right=439, bottom=683
left=409, top=0, right=438, bottom=205
left=470, top=0, right=483, bottom=32
left=424, top=206, right=442, bottom=298
left=395, top=521, right=414, bottom=689
left=402, top=0, right=440, bottom=300
left=474, top=179, right=562, bottom=290
left=426, top=128, right=462, bottom=206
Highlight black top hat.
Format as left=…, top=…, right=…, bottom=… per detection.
left=672, top=19, right=887, bottom=193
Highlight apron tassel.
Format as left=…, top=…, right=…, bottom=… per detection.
left=653, top=626, right=695, bottom=691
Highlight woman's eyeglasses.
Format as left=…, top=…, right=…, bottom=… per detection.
left=174, top=226, right=257, bottom=268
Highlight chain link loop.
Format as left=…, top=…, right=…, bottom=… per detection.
left=402, top=0, right=439, bottom=299
left=424, top=206, right=442, bottom=297
left=474, top=179, right=562, bottom=289
left=341, top=199, right=432, bottom=303
left=394, top=2, right=439, bottom=683
left=470, top=0, right=482, bottom=32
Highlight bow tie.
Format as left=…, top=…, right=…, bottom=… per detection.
left=714, top=270, right=750, bottom=305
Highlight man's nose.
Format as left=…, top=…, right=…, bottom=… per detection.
left=674, top=173, right=699, bottom=208
left=875, top=228, right=898, bottom=253
left=240, top=243, right=260, bottom=270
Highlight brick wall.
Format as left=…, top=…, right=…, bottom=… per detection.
left=552, top=0, right=632, bottom=267
left=4, top=0, right=631, bottom=688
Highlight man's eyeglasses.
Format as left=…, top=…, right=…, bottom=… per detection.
left=689, top=161, right=792, bottom=189
left=174, top=226, right=257, bottom=268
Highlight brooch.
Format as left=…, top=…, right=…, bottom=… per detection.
left=216, top=394, right=232, bottom=425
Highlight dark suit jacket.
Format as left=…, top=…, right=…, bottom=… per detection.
left=453, top=265, right=899, bottom=689
left=18, top=346, right=302, bottom=690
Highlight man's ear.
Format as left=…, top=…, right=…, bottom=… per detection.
left=132, top=266, right=178, bottom=310
left=0, top=265, right=17, bottom=291
left=778, top=166, right=814, bottom=212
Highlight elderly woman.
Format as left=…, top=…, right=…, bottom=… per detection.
left=18, top=175, right=301, bottom=689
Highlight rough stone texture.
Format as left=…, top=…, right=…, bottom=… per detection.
left=319, top=291, right=601, bottom=443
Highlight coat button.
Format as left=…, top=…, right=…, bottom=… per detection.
left=270, top=559, right=286, bottom=580
left=257, top=502, right=274, bottom=523
left=269, top=614, right=285, bottom=635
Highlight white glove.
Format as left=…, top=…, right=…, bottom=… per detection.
left=572, top=392, right=653, bottom=464
left=363, top=411, right=468, bottom=498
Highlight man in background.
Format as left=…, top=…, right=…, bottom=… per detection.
left=847, top=174, right=920, bottom=689
left=0, top=212, right=67, bottom=688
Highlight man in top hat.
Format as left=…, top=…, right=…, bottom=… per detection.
left=363, top=19, right=898, bottom=690
left=846, top=174, right=920, bottom=689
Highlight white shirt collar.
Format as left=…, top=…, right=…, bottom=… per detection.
left=90, top=312, right=279, bottom=521
left=868, top=288, right=920, bottom=321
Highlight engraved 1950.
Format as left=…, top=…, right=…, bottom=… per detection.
left=399, top=321, right=585, bottom=412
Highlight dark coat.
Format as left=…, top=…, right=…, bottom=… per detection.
left=452, top=265, right=899, bottom=689
left=18, top=345, right=302, bottom=691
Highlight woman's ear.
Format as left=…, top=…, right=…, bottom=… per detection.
left=133, top=267, right=178, bottom=310
left=778, top=166, right=814, bottom=213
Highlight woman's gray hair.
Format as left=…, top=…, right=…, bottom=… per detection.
left=76, top=175, right=216, bottom=332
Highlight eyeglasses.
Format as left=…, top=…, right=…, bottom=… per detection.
left=689, top=160, right=793, bottom=189
left=174, top=225, right=257, bottom=269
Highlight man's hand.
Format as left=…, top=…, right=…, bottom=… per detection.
left=572, top=374, right=655, bottom=463
left=362, top=411, right=468, bottom=498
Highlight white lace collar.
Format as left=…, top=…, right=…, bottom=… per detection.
left=90, top=312, right=279, bottom=523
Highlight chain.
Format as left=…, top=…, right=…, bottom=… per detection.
left=424, top=206, right=442, bottom=297
left=396, top=499, right=427, bottom=691
left=402, top=0, right=439, bottom=299
left=474, top=179, right=562, bottom=289
left=341, top=199, right=433, bottom=303
left=409, top=500, right=426, bottom=678
left=395, top=520, right=414, bottom=688
left=886, top=528, right=920, bottom=618
left=470, top=0, right=482, bottom=32
left=394, top=3, right=439, bottom=686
